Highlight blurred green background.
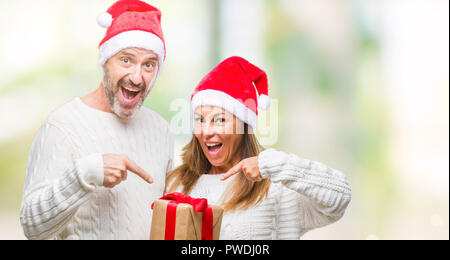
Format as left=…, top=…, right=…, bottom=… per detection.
left=0, top=0, right=448, bottom=239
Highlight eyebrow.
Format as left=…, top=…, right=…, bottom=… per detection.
left=194, top=112, right=225, bottom=118
left=212, top=112, right=225, bottom=118
left=144, top=56, right=159, bottom=62
left=120, top=51, right=136, bottom=58
left=119, top=51, right=158, bottom=61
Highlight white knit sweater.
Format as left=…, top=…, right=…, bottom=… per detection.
left=185, top=149, right=351, bottom=240
left=20, top=97, right=174, bottom=240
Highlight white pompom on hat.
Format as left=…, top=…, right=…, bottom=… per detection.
left=96, top=12, right=113, bottom=28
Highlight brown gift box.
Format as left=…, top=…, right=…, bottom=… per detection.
left=150, top=198, right=224, bottom=240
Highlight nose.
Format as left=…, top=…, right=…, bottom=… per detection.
left=128, top=66, right=144, bottom=86
left=201, top=122, right=216, bottom=138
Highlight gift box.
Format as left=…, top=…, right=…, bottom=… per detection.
left=150, top=192, right=224, bottom=240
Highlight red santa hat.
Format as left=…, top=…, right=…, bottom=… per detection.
left=97, top=0, right=165, bottom=72
left=191, top=56, right=271, bottom=130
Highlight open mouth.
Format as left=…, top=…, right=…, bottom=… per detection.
left=120, top=85, right=141, bottom=104
left=205, top=142, right=223, bottom=157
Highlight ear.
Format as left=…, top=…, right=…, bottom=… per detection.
left=100, top=58, right=110, bottom=75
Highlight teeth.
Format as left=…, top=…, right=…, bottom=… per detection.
left=123, top=86, right=140, bottom=93
left=206, top=143, right=220, bottom=147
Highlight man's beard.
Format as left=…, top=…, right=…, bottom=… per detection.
left=103, top=69, right=155, bottom=119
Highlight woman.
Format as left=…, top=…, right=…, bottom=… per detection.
left=166, top=56, right=351, bottom=239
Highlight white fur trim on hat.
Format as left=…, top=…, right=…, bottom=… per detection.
left=191, top=89, right=258, bottom=130
left=98, top=30, right=165, bottom=71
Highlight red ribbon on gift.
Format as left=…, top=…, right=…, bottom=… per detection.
left=151, top=192, right=214, bottom=240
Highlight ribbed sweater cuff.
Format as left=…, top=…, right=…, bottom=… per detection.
left=258, top=148, right=285, bottom=179
left=75, top=153, right=104, bottom=190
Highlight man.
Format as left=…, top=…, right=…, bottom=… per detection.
left=20, top=0, right=173, bottom=240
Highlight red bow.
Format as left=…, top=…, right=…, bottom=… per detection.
left=151, top=192, right=214, bottom=240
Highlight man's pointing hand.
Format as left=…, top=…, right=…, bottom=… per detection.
left=102, top=154, right=153, bottom=188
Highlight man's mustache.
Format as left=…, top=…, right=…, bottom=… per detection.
left=117, top=78, right=146, bottom=91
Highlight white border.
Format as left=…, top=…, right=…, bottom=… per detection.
left=98, top=30, right=165, bottom=71
left=191, top=89, right=257, bottom=130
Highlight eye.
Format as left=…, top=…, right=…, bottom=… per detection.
left=214, top=117, right=225, bottom=124
left=194, top=117, right=203, bottom=123
left=122, top=57, right=130, bottom=64
left=145, top=62, right=155, bottom=71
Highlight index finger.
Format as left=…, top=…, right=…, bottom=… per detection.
left=221, top=161, right=243, bottom=181
left=125, top=158, right=153, bottom=184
